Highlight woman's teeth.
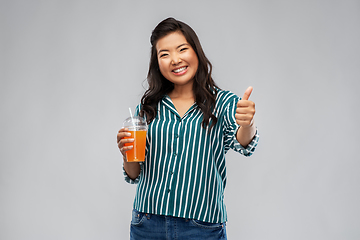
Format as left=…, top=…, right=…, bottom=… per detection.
left=173, top=67, right=186, bottom=73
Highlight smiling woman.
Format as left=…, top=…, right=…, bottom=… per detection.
left=156, top=32, right=199, bottom=89
left=156, top=31, right=199, bottom=117
left=116, top=17, right=259, bottom=240
left=140, top=17, right=221, bottom=130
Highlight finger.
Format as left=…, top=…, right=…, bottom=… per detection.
left=118, top=139, right=134, bottom=156
left=119, top=145, right=133, bottom=159
left=118, top=127, right=128, bottom=133
left=235, top=112, right=254, bottom=123
left=236, top=119, right=254, bottom=127
left=235, top=113, right=253, bottom=121
left=120, top=145, right=133, bottom=153
left=242, top=86, right=253, bottom=100
left=237, top=100, right=255, bottom=108
left=118, top=138, right=134, bottom=148
left=117, top=130, right=131, bottom=142
left=236, top=105, right=255, bottom=115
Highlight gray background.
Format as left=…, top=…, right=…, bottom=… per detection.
left=1, top=0, right=360, bottom=239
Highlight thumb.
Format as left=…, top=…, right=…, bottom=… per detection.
left=242, top=86, right=253, bottom=100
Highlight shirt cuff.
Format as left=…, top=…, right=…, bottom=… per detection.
left=123, top=163, right=143, bottom=184
left=233, top=128, right=259, bottom=157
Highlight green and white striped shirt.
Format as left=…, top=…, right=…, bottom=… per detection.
left=123, top=89, right=259, bottom=223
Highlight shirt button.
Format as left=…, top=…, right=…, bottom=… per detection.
left=167, top=189, right=171, bottom=193
left=175, top=134, right=179, bottom=138
left=173, top=153, right=177, bottom=156
left=170, top=171, right=173, bottom=175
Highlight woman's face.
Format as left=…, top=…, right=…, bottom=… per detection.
left=156, top=31, right=199, bottom=88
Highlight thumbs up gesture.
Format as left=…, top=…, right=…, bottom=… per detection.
left=235, top=86, right=255, bottom=128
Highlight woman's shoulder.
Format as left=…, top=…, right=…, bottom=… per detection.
left=215, top=89, right=240, bottom=104
left=135, top=103, right=144, bottom=117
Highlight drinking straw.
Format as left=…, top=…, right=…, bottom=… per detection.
left=129, top=107, right=135, bottom=124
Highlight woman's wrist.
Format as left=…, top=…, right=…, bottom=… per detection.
left=123, top=158, right=141, bottom=180
left=236, top=122, right=256, bottom=147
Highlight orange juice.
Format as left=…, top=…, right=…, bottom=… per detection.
left=124, top=130, right=147, bottom=162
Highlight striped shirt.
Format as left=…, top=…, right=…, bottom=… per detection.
left=123, top=89, right=259, bottom=223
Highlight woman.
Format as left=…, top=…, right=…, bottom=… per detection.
left=117, top=17, right=259, bottom=240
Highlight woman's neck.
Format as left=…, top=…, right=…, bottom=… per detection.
left=168, top=82, right=194, bottom=100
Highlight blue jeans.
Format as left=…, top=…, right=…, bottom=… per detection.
left=130, top=209, right=227, bottom=240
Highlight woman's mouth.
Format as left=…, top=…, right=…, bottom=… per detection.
left=172, top=66, right=188, bottom=75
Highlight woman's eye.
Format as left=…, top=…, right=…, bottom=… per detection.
left=180, top=48, right=188, bottom=52
left=160, top=53, right=168, bottom=58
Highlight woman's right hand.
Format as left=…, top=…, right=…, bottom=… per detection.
left=117, top=128, right=141, bottom=180
left=117, top=128, right=134, bottom=161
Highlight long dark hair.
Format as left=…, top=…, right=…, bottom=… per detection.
left=140, top=17, right=220, bottom=129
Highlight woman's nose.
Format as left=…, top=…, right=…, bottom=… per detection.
left=171, top=55, right=182, bottom=65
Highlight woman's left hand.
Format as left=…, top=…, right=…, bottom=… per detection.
left=235, top=86, right=255, bottom=128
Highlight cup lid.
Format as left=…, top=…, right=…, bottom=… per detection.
left=123, top=116, right=147, bottom=129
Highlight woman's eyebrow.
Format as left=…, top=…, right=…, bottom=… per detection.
left=177, top=43, right=189, bottom=49
left=158, top=49, right=168, bottom=55
left=158, top=43, right=189, bottom=54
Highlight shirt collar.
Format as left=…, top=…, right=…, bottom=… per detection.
left=162, top=95, right=198, bottom=119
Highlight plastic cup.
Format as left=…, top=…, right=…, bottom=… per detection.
left=123, top=116, right=147, bottom=162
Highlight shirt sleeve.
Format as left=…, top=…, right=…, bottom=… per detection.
left=223, top=96, right=259, bottom=157
left=134, top=103, right=141, bottom=116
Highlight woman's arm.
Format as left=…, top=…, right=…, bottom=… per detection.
left=235, top=86, right=256, bottom=147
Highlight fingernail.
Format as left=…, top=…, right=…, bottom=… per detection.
left=129, top=138, right=134, bottom=142
left=126, top=132, right=131, bottom=136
